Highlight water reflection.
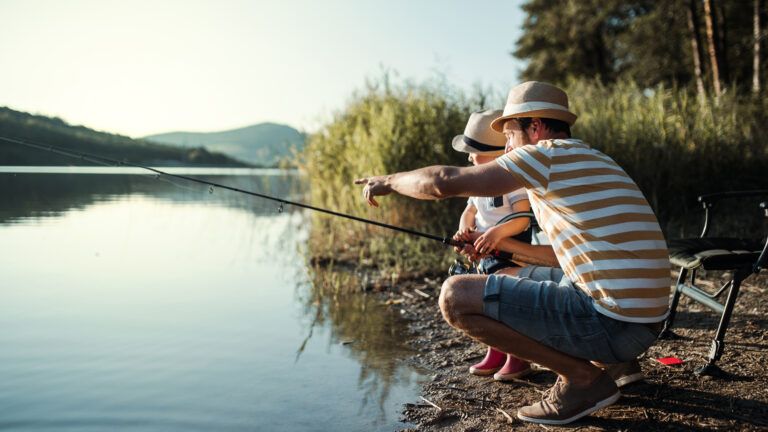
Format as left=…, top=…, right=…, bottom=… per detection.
left=0, top=170, right=302, bottom=224
left=0, top=170, right=422, bottom=431
left=295, top=264, right=418, bottom=421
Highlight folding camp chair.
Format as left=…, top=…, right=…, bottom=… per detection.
left=660, top=190, right=768, bottom=376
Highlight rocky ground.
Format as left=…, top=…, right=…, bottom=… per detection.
left=381, top=270, right=768, bottom=431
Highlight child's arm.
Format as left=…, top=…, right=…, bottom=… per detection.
left=457, top=203, right=477, bottom=236
left=473, top=199, right=531, bottom=254
left=452, top=203, right=478, bottom=256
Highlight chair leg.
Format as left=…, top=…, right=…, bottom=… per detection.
left=695, top=267, right=749, bottom=376
left=660, top=267, right=688, bottom=339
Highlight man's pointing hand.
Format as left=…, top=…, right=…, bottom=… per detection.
left=354, top=176, right=392, bottom=207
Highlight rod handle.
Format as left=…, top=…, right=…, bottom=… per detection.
left=443, top=237, right=512, bottom=260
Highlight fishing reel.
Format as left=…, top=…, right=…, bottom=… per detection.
left=448, top=259, right=478, bottom=276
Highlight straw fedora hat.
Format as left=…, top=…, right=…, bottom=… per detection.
left=451, top=109, right=506, bottom=156
left=490, top=81, right=577, bottom=132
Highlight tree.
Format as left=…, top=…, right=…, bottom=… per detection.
left=716, top=0, right=731, bottom=83
left=613, top=1, right=691, bottom=87
left=703, top=0, right=724, bottom=96
left=754, top=0, right=765, bottom=94
left=688, top=0, right=707, bottom=97
left=513, top=1, right=687, bottom=86
left=513, top=0, right=651, bottom=83
left=513, top=0, right=764, bottom=93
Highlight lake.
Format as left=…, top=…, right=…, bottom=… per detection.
left=0, top=167, right=425, bottom=431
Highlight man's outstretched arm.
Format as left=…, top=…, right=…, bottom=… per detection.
left=354, top=162, right=522, bottom=207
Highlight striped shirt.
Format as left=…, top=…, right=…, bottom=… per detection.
left=496, top=139, right=670, bottom=323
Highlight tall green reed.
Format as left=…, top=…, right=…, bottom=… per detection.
left=299, top=77, right=490, bottom=273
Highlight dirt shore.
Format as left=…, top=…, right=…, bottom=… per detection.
left=382, top=271, right=768, bottom=431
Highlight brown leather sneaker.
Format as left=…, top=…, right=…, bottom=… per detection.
left=603, top=360, right=644, bottom=388
left=517, top=373, right=620, bottom=425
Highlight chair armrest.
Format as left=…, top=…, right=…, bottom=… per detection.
left=698, top=190, right=768, bottom=207
left=697, top=190, right=768, bottom=237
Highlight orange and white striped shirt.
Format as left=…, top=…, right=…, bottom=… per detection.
left=496, top=139, right=670, bottom=323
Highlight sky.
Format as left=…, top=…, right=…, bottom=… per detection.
left=0, top=0, right=525, bottom=138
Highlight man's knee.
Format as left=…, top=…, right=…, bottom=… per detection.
left=439, top=276, right=461, bottom=326
left=438, top=275, right=486, bottom=328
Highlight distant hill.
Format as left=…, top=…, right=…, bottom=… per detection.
left=0, top=107, right=248, bottom=167
left=144, top=123, right=306, bottom=167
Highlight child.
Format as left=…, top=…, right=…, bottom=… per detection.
left=450, top=110, right=534, bottom=381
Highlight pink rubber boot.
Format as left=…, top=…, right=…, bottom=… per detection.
left=469, top=347, right=506, bottom=376
left=493, top=355, right=533, bottom=381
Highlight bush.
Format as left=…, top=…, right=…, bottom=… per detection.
left=299, top=76, right=490, bottom=272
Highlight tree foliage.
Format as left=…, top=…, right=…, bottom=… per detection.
left=514, top=0, right=766, bottom=94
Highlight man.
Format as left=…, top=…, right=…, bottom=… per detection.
left=354, top=81, right=669, bottom=425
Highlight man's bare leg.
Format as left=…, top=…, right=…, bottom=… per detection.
left=438, top=273, right=603, bottom=387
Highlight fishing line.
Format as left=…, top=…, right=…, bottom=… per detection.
left=0, top=136, right=463, bottom=247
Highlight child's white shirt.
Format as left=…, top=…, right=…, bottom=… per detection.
left=468, top=187, right=528, bottom=233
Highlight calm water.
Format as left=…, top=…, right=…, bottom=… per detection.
left=0, top=168, right=424, bottom=431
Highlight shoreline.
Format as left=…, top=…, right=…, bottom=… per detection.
left=380, top=271, right=768, bottom=431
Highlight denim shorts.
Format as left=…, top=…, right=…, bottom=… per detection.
left=483, top=266, right=659, bottom=363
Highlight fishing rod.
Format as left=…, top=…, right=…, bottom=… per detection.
left=0, top=135, right=554, bottom=267
left=1, top=135, right=462, bottom=242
